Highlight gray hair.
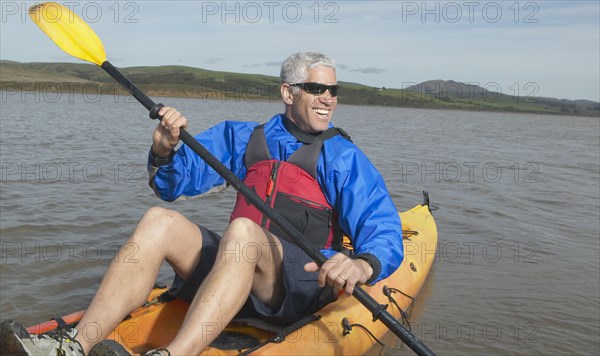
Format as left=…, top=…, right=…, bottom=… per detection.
left=280, top=51, right=336, bottom=85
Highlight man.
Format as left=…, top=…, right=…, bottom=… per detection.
left=3, top=51, right=403, bottom=355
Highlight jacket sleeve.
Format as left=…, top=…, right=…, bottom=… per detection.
left=148, top=121, right=257, bottom=202
left=320, top=139, right=403, bottom=285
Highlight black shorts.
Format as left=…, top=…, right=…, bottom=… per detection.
left=168, top=225, right=338, bottom=324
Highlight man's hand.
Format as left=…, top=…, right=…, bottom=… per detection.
left=152, top=106, right=189, bottom=157
left=304, top=253, right=373, bottom=296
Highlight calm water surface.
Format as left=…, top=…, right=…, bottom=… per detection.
left=1, top=93, right=599, bottom=355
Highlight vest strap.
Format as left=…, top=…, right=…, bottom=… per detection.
left=244, top=124, right=270, bottom=169
left=245, top=118, right=347, bottom=178
left=287, top=137, right=326, bottom=178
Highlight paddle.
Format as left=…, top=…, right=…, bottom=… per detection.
left=29, top=3, right=434, bottom=355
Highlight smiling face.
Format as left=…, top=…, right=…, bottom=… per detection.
left=281, top=66, right=338, bottom=133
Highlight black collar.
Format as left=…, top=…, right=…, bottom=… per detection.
left=282, top=115, right=321, bottom=144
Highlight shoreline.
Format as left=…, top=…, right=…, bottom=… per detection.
left=2, top=81, right=599, bottom=118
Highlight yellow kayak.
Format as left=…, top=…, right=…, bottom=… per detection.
left=24, top=198, right=437, bottom=355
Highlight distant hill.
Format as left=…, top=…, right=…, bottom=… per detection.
left=405, top=80, right=600, bottom=116
left=1, top=61, right=598, bottom=117
left=407, top=80, right=489, bottom=96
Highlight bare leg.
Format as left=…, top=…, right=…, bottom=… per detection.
left=165, top=217, right=285, bottom=355
left=75, top=207, right=206, bottom=354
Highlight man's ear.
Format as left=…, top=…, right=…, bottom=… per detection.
left=281, top=84, right=294, bottom=105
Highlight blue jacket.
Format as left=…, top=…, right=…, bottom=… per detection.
left=148, top=114, right=403, bottom=284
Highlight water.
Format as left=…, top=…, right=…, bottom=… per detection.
left=1, top=93, right=599, bottom=355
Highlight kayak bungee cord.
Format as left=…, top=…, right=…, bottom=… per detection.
left=384, top=285, right=416, bottom=331
left=342, top=318, right=386, bottom=346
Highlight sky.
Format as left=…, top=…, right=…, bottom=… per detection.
left=1, top=0, right=599, bottom=101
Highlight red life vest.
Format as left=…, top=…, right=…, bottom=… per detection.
left=230, top=122, right=349, bottom=250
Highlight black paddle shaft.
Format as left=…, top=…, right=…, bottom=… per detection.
left=100, top=60, right=434, bottom=356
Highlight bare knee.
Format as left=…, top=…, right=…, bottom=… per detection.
left=141, top=206, right=189, bottom=228
left=224, top=217, right=264, bottom=244
left=129, top=206, right=187, bottom=245
left=218, top=218, right=264, bottom=264
left=220, top=218, right=283, bottom=267
left=142, top=206, right=182, bottom=221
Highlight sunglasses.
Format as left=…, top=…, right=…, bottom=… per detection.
left=289, top=82, right=340, bottom=97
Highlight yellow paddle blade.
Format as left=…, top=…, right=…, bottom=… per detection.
left=29, top=2, right=106, bottom=65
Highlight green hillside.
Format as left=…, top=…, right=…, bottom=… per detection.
left=1, top=61, right=598, bottom=117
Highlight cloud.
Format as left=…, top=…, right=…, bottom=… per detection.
left=206, top=58, right=224, bottom=64
left=243, top=61, right=281, bottom=68
left=350, top=67, right=387, bottom=74
left=264, top=61, right=281, bottom=67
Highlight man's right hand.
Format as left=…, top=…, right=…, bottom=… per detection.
left=152, top=106, right=189, bottom=157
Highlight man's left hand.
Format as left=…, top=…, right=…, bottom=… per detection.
left=304, top=253, right=373, bottom=296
